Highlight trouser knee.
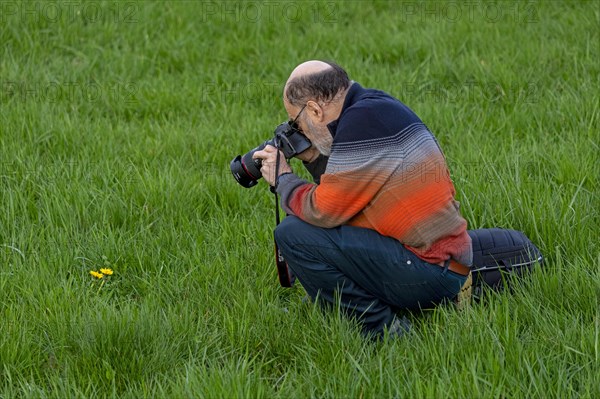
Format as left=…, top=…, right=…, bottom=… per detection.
left=274, top=216, right=306, bottom=251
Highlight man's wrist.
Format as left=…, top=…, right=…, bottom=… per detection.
left=276, top=172, right=294, bottom=186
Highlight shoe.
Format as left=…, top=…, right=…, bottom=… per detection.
left=387, top=315, right=412, bottom=338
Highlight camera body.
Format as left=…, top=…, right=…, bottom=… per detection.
left=230, top=121, right=312, bottom=188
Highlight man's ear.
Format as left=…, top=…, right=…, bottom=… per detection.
left=306, top=100, right=324, bottom=122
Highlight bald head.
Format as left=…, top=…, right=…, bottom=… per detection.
left=284, top=60, right=351, bottom=107
left=286, top=60, right=332, bottom=89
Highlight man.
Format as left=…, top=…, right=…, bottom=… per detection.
left=253, top=60, right=472, bottom=338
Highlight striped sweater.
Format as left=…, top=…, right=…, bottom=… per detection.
left=276, top=83, right=472, bottom=266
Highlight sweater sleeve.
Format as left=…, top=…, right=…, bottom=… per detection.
left=276, top=154, right=388, bottom=228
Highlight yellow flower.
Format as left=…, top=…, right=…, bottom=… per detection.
left=100, top=268, right=114, bottom=275
left=90, top=270, right=104, bottom=279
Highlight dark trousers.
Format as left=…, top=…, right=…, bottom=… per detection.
left=274, top=216, right=467, bottom=336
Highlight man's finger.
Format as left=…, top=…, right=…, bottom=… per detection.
left=252, top=150, right=270, bottom=160
left=253, top=145, right=276, bottom=158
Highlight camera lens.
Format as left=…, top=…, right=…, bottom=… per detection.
left=230, top=153, right=262, bottom=188
left=230, top=140, right=271, bottom=188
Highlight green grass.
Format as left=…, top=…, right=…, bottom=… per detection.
left=1, top=0, right=598, bottom=397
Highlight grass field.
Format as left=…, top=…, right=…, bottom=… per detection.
left=1, top=1, right=599, bottom=397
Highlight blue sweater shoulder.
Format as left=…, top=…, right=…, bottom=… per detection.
left=332, top=85, right=423, bottom=145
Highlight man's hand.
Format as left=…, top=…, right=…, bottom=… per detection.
left=295, top=146, right=321, bottom=163
left=252, top=145, right=293, bottom=187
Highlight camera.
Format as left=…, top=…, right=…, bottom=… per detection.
left=230, top=121, right=312, bottom=188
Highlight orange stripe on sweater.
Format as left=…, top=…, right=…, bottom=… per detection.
left=356, top=178, right=454, bottom=236
left=289, top=176, right=380, bottom=226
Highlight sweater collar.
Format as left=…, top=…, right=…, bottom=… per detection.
left=327, top=82, right=364, bottom=137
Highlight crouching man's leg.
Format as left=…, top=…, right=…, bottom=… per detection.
left=275, top=217, right=397, bottom=337
left=274, top=216, right=466, bottom=338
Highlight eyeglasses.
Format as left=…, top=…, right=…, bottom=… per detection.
left=289, top=104, right=307, bottom=131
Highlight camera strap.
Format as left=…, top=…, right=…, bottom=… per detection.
left=272, top=150, right=295, bottom=287
left=272, top=148, right=282, bottom=225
